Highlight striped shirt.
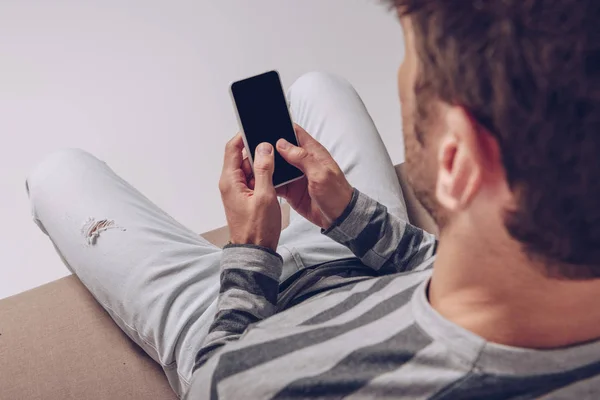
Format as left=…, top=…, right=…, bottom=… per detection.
left=186, top=189, right=600, bottom=399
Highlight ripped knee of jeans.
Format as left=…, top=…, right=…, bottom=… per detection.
left=81, top=217, right=126, bottom=245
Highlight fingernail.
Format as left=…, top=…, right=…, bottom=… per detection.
left=257, top=143, right=272, bottom=155
left=278, top=140, right=290, bottom=150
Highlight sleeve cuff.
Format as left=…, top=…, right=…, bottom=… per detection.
left=222, top=244, right=283, bottom=281
left=322, top=188, right=378, bottom=244
left=223, top=243, right=283, bottom=261
left=322, top=188, right=360, bottom=236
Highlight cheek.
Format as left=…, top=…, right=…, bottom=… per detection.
left=404, top=119, right=426, bottom=193
left=398, top=72, right=417, bottom=138
left=404, top=111, right=437, bottom=198
left=404, top=128, right=422, bottom=175
left=400, top=90, right=418, bottom=158
left=397, top=64, right=410, bottom=110
left=399, top=80, right=415, bottom=144
left=405, top=136, right=443, bottom=224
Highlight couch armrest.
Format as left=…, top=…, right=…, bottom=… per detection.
left=0, top=276, right=177, bottom=400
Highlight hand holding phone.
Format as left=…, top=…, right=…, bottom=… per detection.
left=230, top=70, right=353, bottom=231
left=219, top=134, right=282, bottom=251
left=275, top=125, right=354, bottom=230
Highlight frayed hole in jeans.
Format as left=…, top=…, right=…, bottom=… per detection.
left=81, top=217, right=125, bottom=245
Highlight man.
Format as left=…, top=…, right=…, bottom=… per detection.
left=27, top=0, right=600, bottom=398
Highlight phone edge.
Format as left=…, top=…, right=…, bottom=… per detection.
left=229, top=70, right=305, bottom=189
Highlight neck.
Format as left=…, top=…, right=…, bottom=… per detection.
left=429, top=227, right=600, bottom=349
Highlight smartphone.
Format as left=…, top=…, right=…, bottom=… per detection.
left=230, top=70, right=304, bottom=188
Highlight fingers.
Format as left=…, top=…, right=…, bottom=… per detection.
left=293, top=124, right=317, bottom=147
left=276, top=125, right=330, bottom=176
left=222, top=133, right=245, bottom=173
left=240, top=156, right=254, bottom=190
left=276, top=138, right=308, bottom=166
left=253, top=142, right=275, bottom=195
left=241, top=153, right=253, bottom=178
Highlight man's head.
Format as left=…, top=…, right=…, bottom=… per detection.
left=390, top=0, right=600, bottom=279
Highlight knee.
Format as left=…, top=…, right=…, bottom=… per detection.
left=26, top=148, right=101, bottom=199
left=288, top=71, right=355, bottom=100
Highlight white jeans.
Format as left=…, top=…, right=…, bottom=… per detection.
left=26, top=72, right=408, bottom=397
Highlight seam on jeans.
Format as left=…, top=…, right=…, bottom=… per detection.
left=181, top=296, right=220, bottom=379
left=280, top=245, right=305, bottom=272
left=98, top=300, right=177, bottom=368
left=101, top=301, right=188, bottom=393
left=102, top=301, right=171, bottom=365
left=178, top=370, right=191, bottom=388
left=175, top=368, right=191, bottom=394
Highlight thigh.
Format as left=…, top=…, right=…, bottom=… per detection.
left=278, top=72, right=407, bottom=271
left=288, top=72, right=407, bottom=219
left=26, top=149, right=221, bottom=396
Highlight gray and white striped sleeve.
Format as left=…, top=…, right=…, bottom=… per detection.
left=193, top=244, right=283, bottom=371
left=323, top=188, right=438, bottom=273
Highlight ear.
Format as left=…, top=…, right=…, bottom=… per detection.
left=435, top=107, right=484, bottom=212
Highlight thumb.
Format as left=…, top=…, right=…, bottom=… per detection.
left=253, top=142, right=275, bottom=193
left=276, top=138, right=312, bottom=172
left=277, top=125, right=328, bottom=175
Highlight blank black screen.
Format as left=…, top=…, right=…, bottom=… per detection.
left=232, top=71, right=303, bottom=186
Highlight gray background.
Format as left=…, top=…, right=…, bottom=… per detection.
left=0, top=0, right=406, bottom=299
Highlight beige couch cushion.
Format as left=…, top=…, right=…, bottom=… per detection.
left=0, top=275, right=177, bottom=400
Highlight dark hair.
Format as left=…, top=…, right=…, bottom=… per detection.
left=388, top=0, right=600, bottom=278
